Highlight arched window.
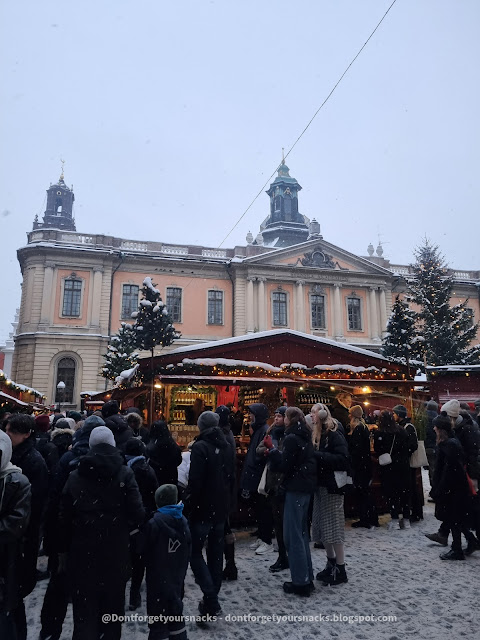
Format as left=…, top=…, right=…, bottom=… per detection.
left=55, top=357, right=76, bottom=403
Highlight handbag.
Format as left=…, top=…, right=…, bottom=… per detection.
left=257, top=463, right=268, bottom=496
left=334, top=470, right=353, bottom=488
left=410, top=440, right=428, bottom=468
left=379, top=435, right=396, bottom=466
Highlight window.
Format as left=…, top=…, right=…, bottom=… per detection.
left=311, top=294, right=326, bottom=329
left=166, top=287, right=182, bottom=323
left=274, top=195, right=281, bottom=212
left=208, top=290, right=223, bottom=325
left=273, top=291, right=288, bottom=326
left=62, top=279, right=82, bottom=317
left=55, top=357, right=76, bottom=403
left=122, top=284, right=139, bottom=318
left=347, top=297, right=362, bottom=331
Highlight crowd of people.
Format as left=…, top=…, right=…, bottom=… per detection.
left=0, top=393, right=479, bottom=640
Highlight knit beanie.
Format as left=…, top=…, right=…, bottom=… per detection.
left=89, top=426, right=115, bottom=448
left=392, top=405, right=407, bottom=419
left=433, top=412, right=453, bottom=436
left=197, top=410, right=220, bottom=432
left=349, top=405, right=364, bottom=419
left=101, top=400, right=120, bottom=419
left=35, top=414, right=51, bottom=433
left=275, top=406, right=287, bottom=416
left=441, top=399, right=460, bottom=419
left=68, top=411, right=83, bottom=423
left=155, top=484, right=178, bottom=508
left=426, top=400, right=438, bottom=412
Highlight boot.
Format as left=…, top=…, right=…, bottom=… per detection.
left=316, top=557, right=335, bottom=582
left=269, top=556, right=289, bottom=573
left=425, top=532, right=448, bottom=546
left=282, top=582, right=311, bottom=597
left=464, top=535, right=480, bottom=556
left=222, top=540, right=238, bottom=581
left=321, top=563, right=348, bottom=586
left=440, top=548, right=465, bottom=561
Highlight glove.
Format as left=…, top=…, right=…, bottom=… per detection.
left=241, top=489, right=251, bottom=500
left=263, top=435, right=273, bottom=450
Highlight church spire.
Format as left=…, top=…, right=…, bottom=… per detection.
left=33, top=166, right=76, bottom=232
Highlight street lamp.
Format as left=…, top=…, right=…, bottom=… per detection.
left=56, top=380, right=66, bottom=414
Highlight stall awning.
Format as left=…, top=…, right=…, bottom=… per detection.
left=0, top=391, right=28, bottom=406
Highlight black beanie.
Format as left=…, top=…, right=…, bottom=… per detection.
left=155, top=484, right=178, bottom=508
left=433, top=412, right=453, bottom=436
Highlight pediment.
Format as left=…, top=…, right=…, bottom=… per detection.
left=241, top=238, right=392, bottom=276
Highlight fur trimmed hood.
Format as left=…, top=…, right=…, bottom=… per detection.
left=51, top=427, right=75, bottom=440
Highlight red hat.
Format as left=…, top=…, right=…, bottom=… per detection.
left=35, top=414, right=51, bottom=432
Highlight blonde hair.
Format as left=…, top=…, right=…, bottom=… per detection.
left=311, top=403, right=337, bottom=449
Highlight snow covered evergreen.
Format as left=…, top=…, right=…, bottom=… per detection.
left=382, top=295, right=419, bottom=366
left=102, top=322, right=139, bottom=382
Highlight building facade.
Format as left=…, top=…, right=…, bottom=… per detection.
left=11, top=164, right=480, bottom=409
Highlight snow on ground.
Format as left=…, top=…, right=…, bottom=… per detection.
left=26, top=471, right=480, bottom=639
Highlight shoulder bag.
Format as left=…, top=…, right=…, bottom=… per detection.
left=379, top=434, right=396, bottom=466
left=409, top=425, right=428, bottom=468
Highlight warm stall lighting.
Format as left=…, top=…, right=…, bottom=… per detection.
left=362, top=386, right=371, bottom=393
left=154, top=384, right=162, bottom=389
left=363, top=401, right=370, bottom=406
left=330, top=386, right=336, bottom=391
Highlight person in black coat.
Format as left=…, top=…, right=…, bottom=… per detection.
left=348, top=405, right=378, bottom=528
left=0, top=430, right=31, bottom=640
left=142, top=484, right=191, bottom=640
left=39, top=414, right=105, bottom=640
left=240, top=403, right=274, bottom=551
left=393, top=404, right=423, bottom=522
left=125, top=410, right=150, bottom=443
left=125, top=438, right=159, bottom=611
left=330, top=392, right=352, bottom=435
left=424, top=400, right=439, bottom=487
left=187, top=411, right=233, bottom=616
left=6, top=414, right=48, bottom=640
left=374, top=411, right=411, bottom=530
left=101, top=400, right=135, bottom=452
left=266, top=407, right=316, bottom=596
left=146, top=421, right=182, bottom=486
left=430, top=413, right=473, bottom=560
left=34, top=414, right=59, bottom=477
left=58, top=426, right=146, bottom=640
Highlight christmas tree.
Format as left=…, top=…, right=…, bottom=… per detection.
left=408, top=239, right=480, bottom=365
left=102, top=322, right=139, bottom=382
left=383, top=295, right=419, bottom=366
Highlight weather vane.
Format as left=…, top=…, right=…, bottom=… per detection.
left=60, top=158, right=65, bottom=180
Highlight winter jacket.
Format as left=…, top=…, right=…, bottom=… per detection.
left=431, top=437, right=471, bottom=523
left=10, top=435, right=48, bottom=597
left=257, top=424, right=286, bottom=495
left=268, top=421, right=316, bottom=494
left=315, top=428, right=352, bottom=494
left=142, top=507, right=191, bottom=617
left=0, top=432, right=31, bottom=613
left=35, top=431, right=59, bottom=476
left=50, top=427, right=74, bottom=461
left=186, top=426, right=234, bottom=523
left=58, top=443, right=146, bottom=588
left=348, top=420, right=372, bottom=488
left=373, top=427, right=410, bottom=491
left=330, top=400, right=350, bottom=435
left=240, top=403, right=269, bottom=492
left=104, top=413, right=135, bottom=452
left=453, top=416, right=480, bottom=480
left=425, top=410, right=438, bottom=449
left=398, top=418, right=418, bottom=457
left=125, top=454, right=158, bottom=517
left=147, top=437, right=182, bottom=486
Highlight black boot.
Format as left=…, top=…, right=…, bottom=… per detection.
left=282, top=582, right=311, bottom=597
left=322, top=563, right=348, bottom=586
left=316, top=557, right=335, bottom=582
left=269, top=556, right=289, bottom=573
left=440, top=548, right=465, bottom=561
left=222, top=541, right=238, bottom=580
left=464, top=534, right=480, bottom=556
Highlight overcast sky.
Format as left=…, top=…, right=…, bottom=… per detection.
left=1, top=0, right=479, bottom=343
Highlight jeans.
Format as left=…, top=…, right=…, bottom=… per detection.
left=283, top=492, right=313, bottom=586
left=190, top=520, right=225, bottom=608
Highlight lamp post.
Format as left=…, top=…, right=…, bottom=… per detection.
left=56, top=380, right=66, bottom=414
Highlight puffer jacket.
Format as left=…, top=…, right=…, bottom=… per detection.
left=315, top=428, right=352, bottom=494
left=268, top=420, right=316, bottom=494
left=240, top=403, right=269, bottom=492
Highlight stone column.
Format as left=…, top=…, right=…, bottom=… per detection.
left=333, top=284, right=344, bottom=340
left=369, top=286, right=380, bottom=343
left=379, top=288, right=388, bottom=336
left=246, top=277, right=255, bottom=333
left=90, top=268, right=104, bottom=328
left=257, top=277, right=267, bottom=331
left=40, top=262, right=55, bottom=325
left=295, top=280, right=306, bottom=332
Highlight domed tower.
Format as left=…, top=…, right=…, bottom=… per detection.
left=33, top=163, right=76, bottom=231
left=260, top=157, right=309, bottom=247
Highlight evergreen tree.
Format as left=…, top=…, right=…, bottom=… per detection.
left=102, top=322, right=139, bottom=381
left=383, top=295, right=418, bottom=365
left=408, top=239, right=480, bottom=365
left=132, top=277, right=180, bottom=356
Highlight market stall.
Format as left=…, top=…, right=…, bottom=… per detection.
left=0, top=369, right=46, bottom=416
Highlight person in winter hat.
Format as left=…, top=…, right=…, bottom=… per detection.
left=39, top=414, right=106, bottom=640
left=215, top=405, right=238, bottom=581
left=0, top=430, right=31, bottom=638
left=57, top=415, right=145, bottom=639
left=140, top=484, right=191, bottom=640
left=240, top=403, right=274, bottom=555
left=425, top=400, right=439, bottom=489
left=101, top=400, right=134, bottom=452
left=124, top=438, right=159, bottom=611
left=187, top=411, right=234, bottom=616
left=441, top=400, right=460, bottom=419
